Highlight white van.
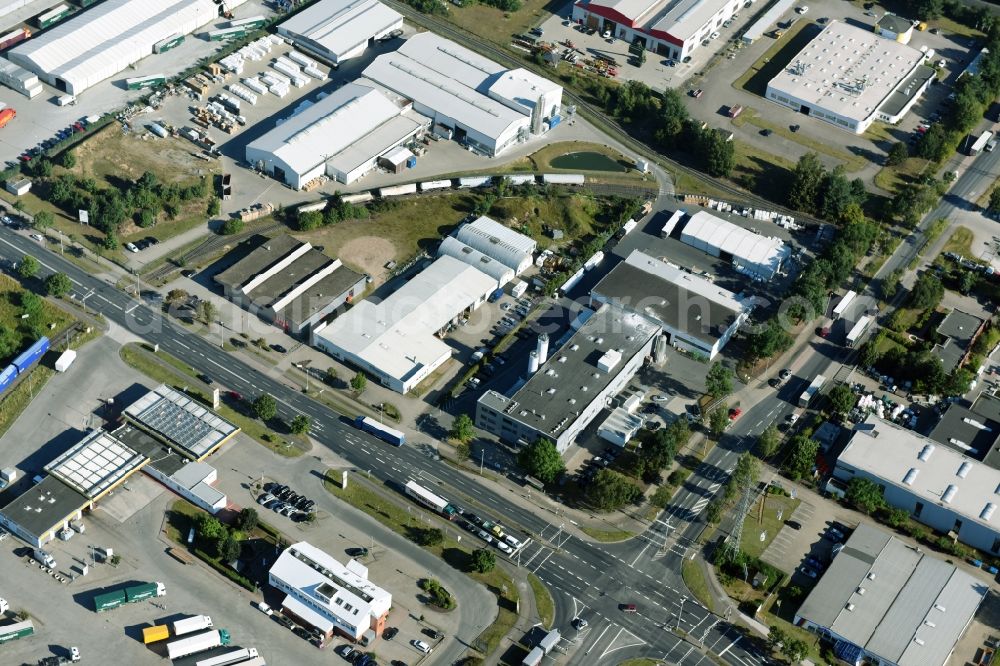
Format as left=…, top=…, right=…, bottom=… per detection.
left=56, top=94, right=76, bottom=106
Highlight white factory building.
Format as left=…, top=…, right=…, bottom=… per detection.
left=680, top=210, right=790, bottom=281
left=454, top=215, right=537, bottom=275
left=9, top=0, right=247, bottom=95
left=269, top=541, right=391, bottom=643
left=276, top=0, right=403, bottom=65
left=476, top=304, right=660, bottom=453
left=363, top=32, right=563, bottom=156
left=314, top=255, right=497, bottom=394
left=591, top=249, right=752, bottom=360
left=246, top=82, right=428, bottom=188
left=765, top=20, right=935, bottom=134
left=571, top=0, right=742, bottom=61
left=834, top=414, right=1000, bottom=555
left=437, top=237, right=515, bottom=287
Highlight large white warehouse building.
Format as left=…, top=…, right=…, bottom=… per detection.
left=680, top=210, right=790, bottom=280
left=454, top=215, right=536, bottom=274
left=363, top=32, right=563, bottom=156
left=276, top=0, right=403, bottom=65
left=766, top=20, right=935, bottom=134
left=246, top=82, right=428, bottom=188
left=314, top=255, right=497, bottom=394
left=9, top=0, right=246, bottom=95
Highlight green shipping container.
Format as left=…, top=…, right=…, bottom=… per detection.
left=125, top=582, right=158, bottom=602
left=154, top=34, right=184, bottom=54
left=93, top=590, right=128, bottom=612
left=0, top=620, right=34, bottom=644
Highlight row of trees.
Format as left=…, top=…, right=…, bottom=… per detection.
left=786, top=153, right=867, bottom=222
left=295, top=193, right=370, bottom=231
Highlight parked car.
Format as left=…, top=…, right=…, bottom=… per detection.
left=383, top=627, right=398, bottom=640
left=805, top=556, right=825, bottom=571
left=620, top=603, right=638, bottom=613
left=412, top=640, right=433, bottom=654
left=784, top=520, right=802, bottom=530
left=257, top=493, right=275, bottom=505
left=256, top=601, right=273, bottom=615
left=779, top=368, right=792, bottom=380
left=690, top=88, right=704, bottom=98
left=125, top=242, right=139, bottom=253
left=336, top=644, right=355, bottom=660
left=800, top=565, right=819, bottom=579
left=572, top=617, right=588, bottom=629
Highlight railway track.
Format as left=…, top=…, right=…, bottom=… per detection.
left=382, top=0, right=823, bottom=226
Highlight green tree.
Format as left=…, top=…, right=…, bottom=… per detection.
left=989, top=187, right=1000, bottom=214
left=166, top=289, right=189, bottom=305
left=470, top=548, right=496, bottom=573
left=449, top=413, right=475, bottom=443
left=350, top=371, right=367, bottom=395
left=828, top=383, right=855, bottom=416
left=787, top=152, right=825, bottom=213
left=413, top=528, right=444, bottom=547
left=0, top=325, right=18, bottom=359
left=708, top=406, right=729, bottom=438
left=44, top=272, right=71, bottom=297
left=220, top=218, right=244, bottom=235
left=756, top=424, right=781, bottom=459
left=17, top=255, right=39, bottom=279
left=845, top=477, right=886, bottom=514
left=20, top=291, right=42, bottom=319
left=767, top=625, right=787, bottom=652
left=289, top=414, right=311, bottom=435
left=909, top=272, right=944, bottom=310
left=886, top=141, right=909, bottom=166
left=702, top=129, right=735, bottom=177
left=32, top=211, right=54, bottom=230
left=219, top=535, right=241, bottom=562
left=207, top=198, right=221, bottom=216
left=517, top=438, right=565, bottom=484
left=916, top=123, right=949, bottom=162
left=236, top=508, right=259, bottom=532
left=588, top=469, right=643, bottom=510
left=818, top=165, right=858, bottom=221
left=782, top=638, right=808, bottom=663
left=745, top=320, right=793, bottom=362
left=60, top=150, right=76, bottom=168
left=959, top=269, right=977, bottom=294
left=196, top=299, right=217, bottom=324
left=195, top=513, right=226, bottom=541
left=324, top=366, right=338, bottom=385
left=252, top=393, right=277, bottom=421
left=654, top=88, right=689, bottom=148
left=914, top=0, right=943, bottom=19
left=731, top=453, right=760, bottom=493
left=784, top=435, right=819, bottom=481
left=705, top=361, right=733, bottom=397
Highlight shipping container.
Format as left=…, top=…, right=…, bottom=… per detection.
left=0, top=27, right=30, bottom=51
left=208, top=26, right=248, bottom=41
left=354, top=415, right=405, bottom=446
left=846, top=315, right=873, bottom=348
left=419, top=179, right=451, bottom=192
left=54, top=349, right=76, bottom=372
left=0, top=619, right=34, bottom=644
left=126, top=581, right=166, bottom=603
left=150, top=123, right=168, bottom=138
left=173, top=615, right=213, bottom=636
left=36, top=4, right=71, bottom=29
left=93, top=589, right=128, bottom=612
left=798, top=375, right=826, bottom=408
left=0, top=108, right=16, bottom=129
left=377, top=183, right=417, bottom=198
left=226, top=15, right=267, bottom=30
left=125, top=74, right=166, bottom=90
left=142, top=625, right=170, bottom=644
left=522, top=646, right=543, bottom=666
left=0, top=364, right=17, bottom=393
left=458, top=176, right=492, bottom=188
left=511, top=280, right=528, bottom=298
left=12, top=337, right=48, bottom=373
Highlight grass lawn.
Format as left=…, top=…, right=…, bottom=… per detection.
left=528, top=573, right=554, bottom=629
left=732, top=141, right=796, bottom=203
left=942, top=226, right=975, bottom=259
left=322, top=469, right=519, bottom=658
left=119, top=343, right=309, bottom=457
left=735, top=109, right=867, bottom=173
left=739, top=494, right=800, bottom=559
left=0, top=274, right=75, bottom=349
left=733, top=20, right=819, bottom=96
left=579, top=525, right=635, bottom=542
left=671, top=169, right=734, bottom=198
left=681, top=559, right=715, bottom=613
left=509, top=141, right=637, bottom=173
left=873, top=156, right=931, bottom=193
left=444, top=0, right=554, bottom=48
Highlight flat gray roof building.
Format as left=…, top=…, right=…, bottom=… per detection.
left=795, top=523, right=986, bottom=666
left=477, top=304, right=659, bottom=453
left=214, top=234, right=367, bottom=338
left=933, top=309, right=984, bottom=372
left=929, top=393, right=1000, bottom=470
left=0, top=476, right=88, bottom=547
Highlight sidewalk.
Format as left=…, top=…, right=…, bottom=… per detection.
left=482, top=566, right=540, bottom=666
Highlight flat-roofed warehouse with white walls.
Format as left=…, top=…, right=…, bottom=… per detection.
left=795, top=523, right=986, bottom=666
left=276, top=0, right=403, bottom=65
left=44, top=428, right=148, bottom=500
left=679, top=210, right=790, bottom=280
left=571, top=0, right=742, bottom=61
left=454, top=215, right=537, bottom=274
left=834, top=414, right=1000, bottom=555
left=8, top=0, right=248, bottom=95
left=765, top=20, right=935, bottom=134
left=214, top=234, right=368, bottom=338
left=362, top=32, right=562, bottom=156
left=476, top=303, right=660, bottom=453
left=123, top=384, right=240, bottom=461
left=590, top=249, right=752, bottom=360
left=245, top=82, right=429, bottom=188
left=269, top=541, right=392, bottom=643
left=314, top=255, right=497, bottom=394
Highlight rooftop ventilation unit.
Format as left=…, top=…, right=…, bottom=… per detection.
left=918, top=444, right=935, bottom=461
left=942, top=484, right=958, bottom=504
left=981, top=503, right=996, bottom=521
left=903, top=468, right=919, bottom=485
left=845, top=603, right=855, bottom=612
left=957, top=461, right=973, bottom=478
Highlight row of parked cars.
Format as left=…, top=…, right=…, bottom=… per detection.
left=258, top=481, right=315, bottom=522
left=13, top=118, right=91, bottom=166
left=492, top=296, right=535, bottom=337
left=577, top=447, right=621, bottom=486
left=459, top=509, right=524, bottom=555
left=125, top=236, right=160, bottom=253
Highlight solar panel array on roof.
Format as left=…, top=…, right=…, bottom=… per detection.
left=123, top=385, right=238, bottom=459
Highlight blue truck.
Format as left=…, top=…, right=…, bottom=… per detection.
left=354, top=415, right=405, bottom=446
left=487, top=287, right=504, bottom=303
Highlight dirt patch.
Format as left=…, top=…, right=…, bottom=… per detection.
left=72, top=125, right=212, bottom=184
left=338, top=236, right=397, bottom=282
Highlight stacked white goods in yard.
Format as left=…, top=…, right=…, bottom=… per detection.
left=242, top=77, right=267, bottom=95
left=227, top=83, right=258, bottom=104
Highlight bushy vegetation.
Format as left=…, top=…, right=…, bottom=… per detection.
left=295, top=193, right=370, bottom=230
left=419, top=578, right=456, bottom=609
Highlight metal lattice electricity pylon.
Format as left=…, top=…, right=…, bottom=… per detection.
left=726, top=484, right=754, bottom=556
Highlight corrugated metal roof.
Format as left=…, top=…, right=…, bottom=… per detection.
left=277, top=0, right=402, bottom=61
left=680, top=210, right=789, bottom=278
left=438, top=236, right=514, bottom=286
left=455, top=215, right=536, bottom=272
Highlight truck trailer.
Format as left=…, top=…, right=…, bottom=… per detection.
left=0, top=619, right=33, bottom=644
left=142, top=625, right=170, bottom=644
left=92, top=581, right=165, bottom=612
left=195, top=647, right=259, bottom=666
left=846, top=315, right=874, bottom=348
left=798, top=375, right=826, bottom=408
left=173, top=615, right=213, bottom=636
left=167, top=629, right=231, bottom=660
